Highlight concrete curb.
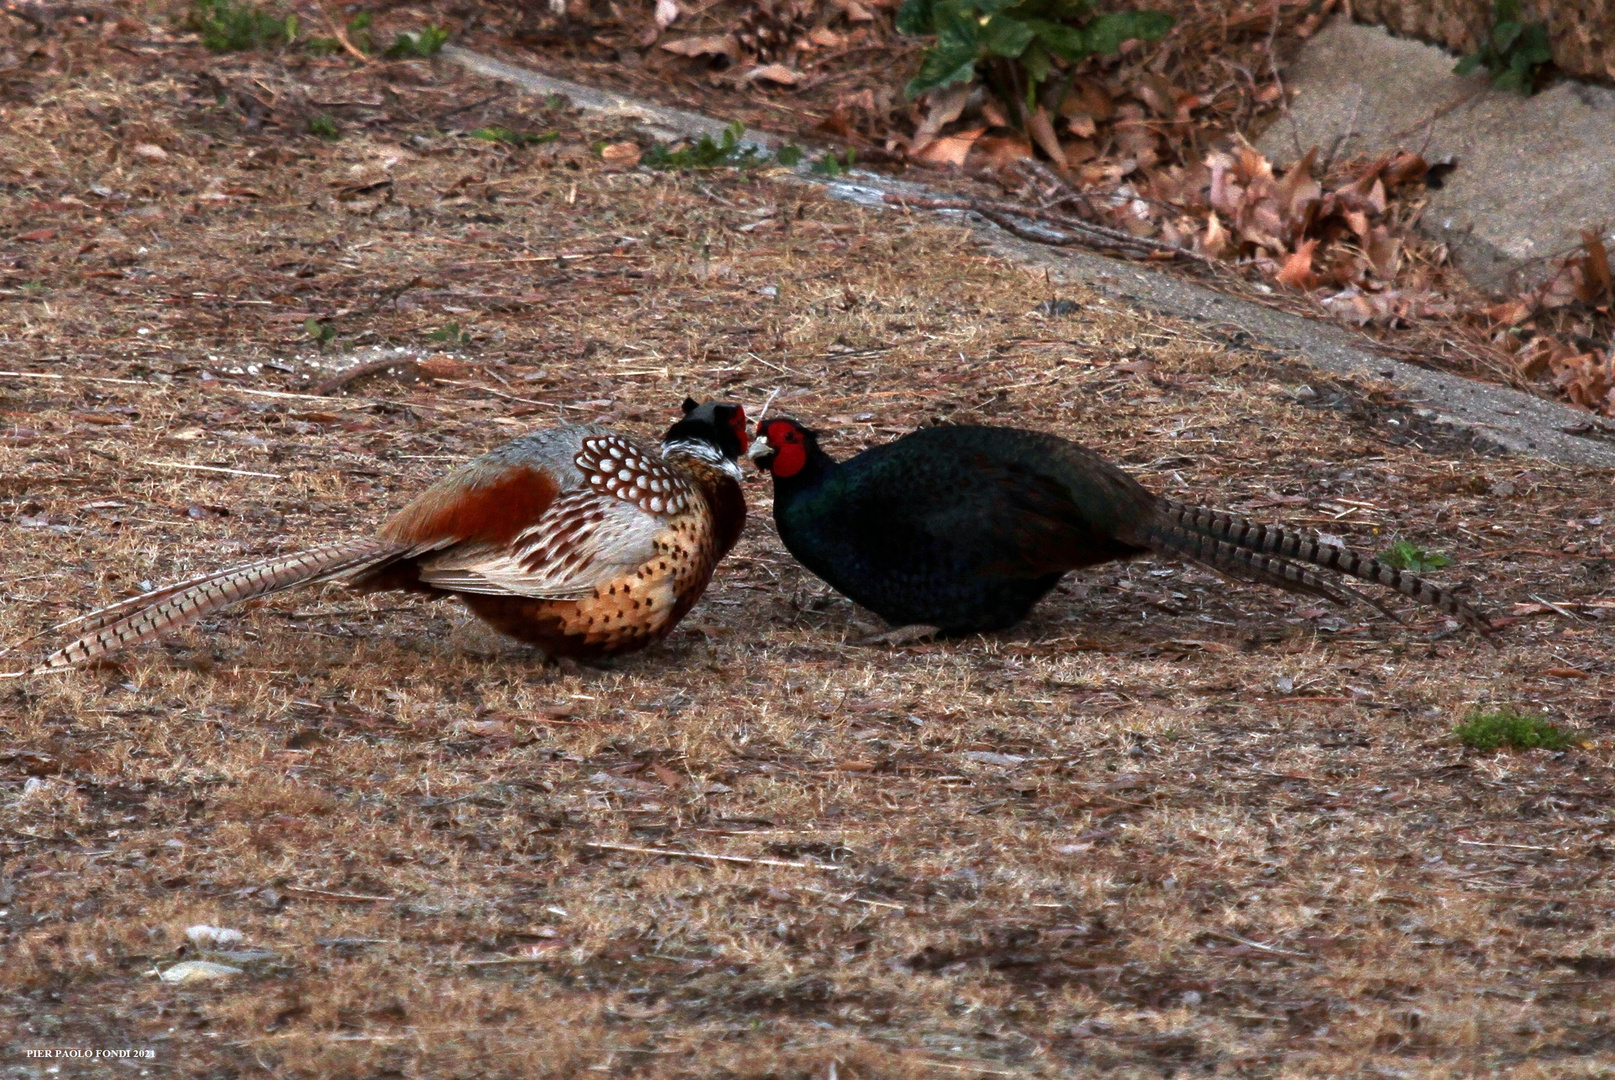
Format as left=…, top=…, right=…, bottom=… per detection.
left=444, top=45, right=1615, bottom=470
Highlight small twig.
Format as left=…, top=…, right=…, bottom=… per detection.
left=911, top=1061, right=1016, bottom=1076
left=439, top=252, right=632, bottom=269
left=282, top=885, right=394, bottom=902
left=440, top=90, right=505, bottom=119
left=316, top=0, right=371, bottom=63
left=1528, top=594, right=1587, bottom=624
left=584, top=841, right=839, bottom=871
left=430, top=379, right=582, bottom=410
left=695, top=184, right=736, bottom=207
left=1261, top=0, right=1304, bottom=163
left=1388, top=86, right=1488, bottom=144
left=0, top=369, right=152, bottom=386
left=139, top=460, right=283, bottom=479
left=1202, top=929, right=1311, bottom=959
left=755, top=385, right=782, bottom=423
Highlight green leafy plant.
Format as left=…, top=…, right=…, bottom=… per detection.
left=809, top=148, right=858, bottom=177
left=1454, top=0, right=1552, bottom=93
left=470, top=126, right=559, bottom=147
left=309, top=11, right=373, bottom=55
left=385, top=23, right=450, bottom=58
left=1455, top=706, right=1576, bottom=752
left=188, top=0, right=297, bottom=52
left=429, top=322, right=471, bottom=345
left=307, top=113, right=340, bottom=139
left=1380, top=539, right=1451, bottom=574
left=895, top=0, right=1172, bottom=109
left=642, top=121, right=798, bottom=172
left=303, top=318, right=337, bottom=348
left=345, top=10, right=373, bottom=51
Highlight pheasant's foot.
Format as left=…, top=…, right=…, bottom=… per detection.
left=855, top=624, right=943, bottom=646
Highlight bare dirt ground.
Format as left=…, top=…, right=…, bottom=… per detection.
left=3, top=21, right=1615, bottom=1080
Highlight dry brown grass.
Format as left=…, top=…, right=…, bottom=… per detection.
left=2, top=15, right=1614, bottom=1080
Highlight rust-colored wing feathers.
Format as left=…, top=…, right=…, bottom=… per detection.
left=379, top=463, right=560, bottom=548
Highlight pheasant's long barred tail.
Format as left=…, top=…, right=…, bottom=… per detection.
left=1157, top=498, right=1498, bottom=640
left=37, top=538, right=403, bottom=671
left=1154, top=522, right=1354, bottom=607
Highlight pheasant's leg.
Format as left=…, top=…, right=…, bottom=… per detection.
left=855, top=624, right=943, bottom=646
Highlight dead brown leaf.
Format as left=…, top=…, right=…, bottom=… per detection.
left=747, top=63, right=801, bottom=85
left=1025, top=106, right=1066, bottom=170
left=909, top=82, right=971, bottom=155
left=600, top=141, right=643, bottom=166
left=967, top=134, right=1033, bottom=171
left=661, top=34, right=738, bottom=59
left=1579, top=229, right=1612, bottom=304
left=1275, top=240, right=1319, bottom=290
left=914, top=126, right=985, bottom=167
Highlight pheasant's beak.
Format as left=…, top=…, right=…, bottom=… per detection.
left=746, top=440, right=774, bottom=463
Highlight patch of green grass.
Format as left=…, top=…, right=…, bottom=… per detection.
left=1380, top=540, right=1451, bottom=574
left=307, top=114, right=340, bottom=140
left=1455, top=707, right=1576, bottom=752
left=470, top=127, right=559, bottom=147
left=385, top=24, right=450, bottom=58
left=188, top=0, right=296, bottom=52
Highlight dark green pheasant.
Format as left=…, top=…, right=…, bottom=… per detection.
left=751, top=417, right=1496, bottom=642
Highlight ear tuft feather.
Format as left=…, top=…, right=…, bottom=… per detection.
left=682, top=397, right=699, bottom=415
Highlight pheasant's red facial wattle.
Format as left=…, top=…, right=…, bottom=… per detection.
left=761, top=419, right=807, bottom=478
left=728, top=406, right=750, bottom=453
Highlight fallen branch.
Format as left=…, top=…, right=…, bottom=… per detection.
left=883, top=193, right=1220, bottom=266
left=312, top=357, right=419, bottom=396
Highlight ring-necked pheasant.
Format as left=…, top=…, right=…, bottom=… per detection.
left=750, top=417, right=1495, bottom=643
left=28, top=399, right=750, bottom=671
